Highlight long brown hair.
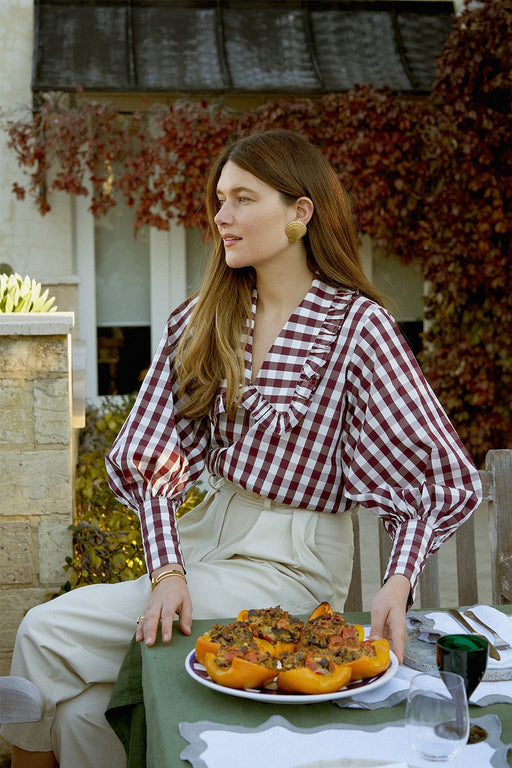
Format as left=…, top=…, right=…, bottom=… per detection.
left=176, top=129, right=387, bottom=420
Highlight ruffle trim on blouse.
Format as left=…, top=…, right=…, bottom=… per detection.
left=212, top=288, right=357, bottom=435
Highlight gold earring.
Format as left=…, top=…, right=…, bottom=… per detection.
left=285, top=220, right=307, bottom=243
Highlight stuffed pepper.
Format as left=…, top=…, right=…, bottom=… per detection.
left=298, top=605, right=365, bottom=650
left=236, top=606, right=304, bottom=657
left=277, top=648, right=352, bottom=694
left=340, top=637, right=390, bottom=681
left=204, top=642, right=278, bottom=690
left=195, top=620, right=254, bottom=665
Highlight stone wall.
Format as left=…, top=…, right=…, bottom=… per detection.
left=0, top=313, right=75, bottom=683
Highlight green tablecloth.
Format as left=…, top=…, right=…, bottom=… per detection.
left=106, top=610, right=512, bottom=768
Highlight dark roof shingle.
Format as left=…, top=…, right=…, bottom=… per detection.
left=32, top=0, right=455, bottom=95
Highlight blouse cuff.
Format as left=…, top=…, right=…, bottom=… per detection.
left=384, top=517, right=437, bottom=600
left=140, top=496, right=184, bottom=575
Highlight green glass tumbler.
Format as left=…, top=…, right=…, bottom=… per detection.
left=436, top=634, right=488, bottom=744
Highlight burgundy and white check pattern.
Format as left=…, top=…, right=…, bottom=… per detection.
left=106, top=279, right=482, bottom=596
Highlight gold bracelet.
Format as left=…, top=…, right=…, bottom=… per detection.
left=151, top=569, right=187, bottom=591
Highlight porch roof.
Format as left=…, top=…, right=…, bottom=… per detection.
left=32, top=0, right=455, bottom=96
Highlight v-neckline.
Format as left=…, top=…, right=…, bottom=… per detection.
left=248, top=280, right=322, bottom=385
left=241, top=285, right=356, bottom=434
left=211, top=282, right=357, bottom=434
left=249, top=300, right=305, bottom=385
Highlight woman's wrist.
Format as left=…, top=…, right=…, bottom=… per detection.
left=150, top=564, right=187, bottom=591
left=383, top=573, right=413, bottom=608
left=151, top=563, right=184, bottom=578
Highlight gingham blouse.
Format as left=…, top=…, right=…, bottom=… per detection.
left=106, top=279, right=482, bottom=595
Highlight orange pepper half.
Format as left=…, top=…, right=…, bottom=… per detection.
left=277, top=662, right=352, bottom=695
left=204, top=652, right=277, bottom=690
left=195, top=621, right=255, bottom=665
left=347, top=638, right=390, bottom=681
left=306, top=601, right=333, bottom=621
left=195, top=635, right=220, bottom=666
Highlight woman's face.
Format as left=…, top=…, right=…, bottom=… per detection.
left=214, top=161, right=298, bottom=273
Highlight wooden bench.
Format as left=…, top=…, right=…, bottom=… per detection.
left=345, top=449, right=512, bottom=611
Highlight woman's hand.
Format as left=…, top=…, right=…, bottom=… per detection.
left=136, top=566, right=193, bottom=646
left=368, top=574, right=410, bottom=663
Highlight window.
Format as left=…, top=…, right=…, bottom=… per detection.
left=372, top=244, right=425, bottom=357
left=94, top=197, right=151, bottom=395
left=359, top=234, right=424, bottom=357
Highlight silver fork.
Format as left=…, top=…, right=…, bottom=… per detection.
left=463, top=610, right=511, bottom=650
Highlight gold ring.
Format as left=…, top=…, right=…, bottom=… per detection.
left=136, top=615, right=145, bottom=624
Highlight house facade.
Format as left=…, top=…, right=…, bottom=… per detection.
left=1, top=0, right=461, bottom=399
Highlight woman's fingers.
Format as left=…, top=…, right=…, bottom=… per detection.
left=136, top=580, right=192, bottom=646
left=135, top=614, right=146, bottom=643
left=369, top=574, right=410, bottom=663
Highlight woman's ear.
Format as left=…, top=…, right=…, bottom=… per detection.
left=294, top=196, right=314, bottom=225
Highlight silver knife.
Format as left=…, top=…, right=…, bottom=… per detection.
left=448, top=608, right=501, bottom=661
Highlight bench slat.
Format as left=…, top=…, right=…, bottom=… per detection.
left=346, top=454, right=510, bottom=612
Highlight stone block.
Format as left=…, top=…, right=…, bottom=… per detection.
left=38, top=517, right=73, bottom=584
left=0, top=522, right=34, bottom=583
left=0, top=587, right=50, bottom=656
left=34, top=377, right=70, bottom=445
left=0, top=449, right=72, bottom=516
left=0, top=314, right=74, bottom=337
left=0, top=656, right=13, bottom=679
left=0, top=380, right=33, bottom=445
left=0, top=336, right=69, bottom=377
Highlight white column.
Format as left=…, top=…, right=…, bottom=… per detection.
left=73, top=195, right=98, bottom=397
left=149, top=223, right=187, bottom=354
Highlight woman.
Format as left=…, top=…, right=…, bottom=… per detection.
left=2, top=129, right=482, bottom=767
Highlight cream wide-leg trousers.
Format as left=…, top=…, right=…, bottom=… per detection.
left=1, top=479, right=354, bottom=767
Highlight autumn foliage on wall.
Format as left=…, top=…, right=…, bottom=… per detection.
left=414, top=0, right=511, bottom=466
left=4, top=0, right=511, bottom=466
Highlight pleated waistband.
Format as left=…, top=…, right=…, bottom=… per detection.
left=207, top=475, right=347, bottom=516
left=208, top=475, right=291, bottom=510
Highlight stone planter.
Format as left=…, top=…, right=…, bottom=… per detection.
left=0, top=313, right=75, bottom=679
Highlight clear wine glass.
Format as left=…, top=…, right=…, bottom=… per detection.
left=436, top=634, right=489, bottom=743
left=405, top=671, right=469, bottom=761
